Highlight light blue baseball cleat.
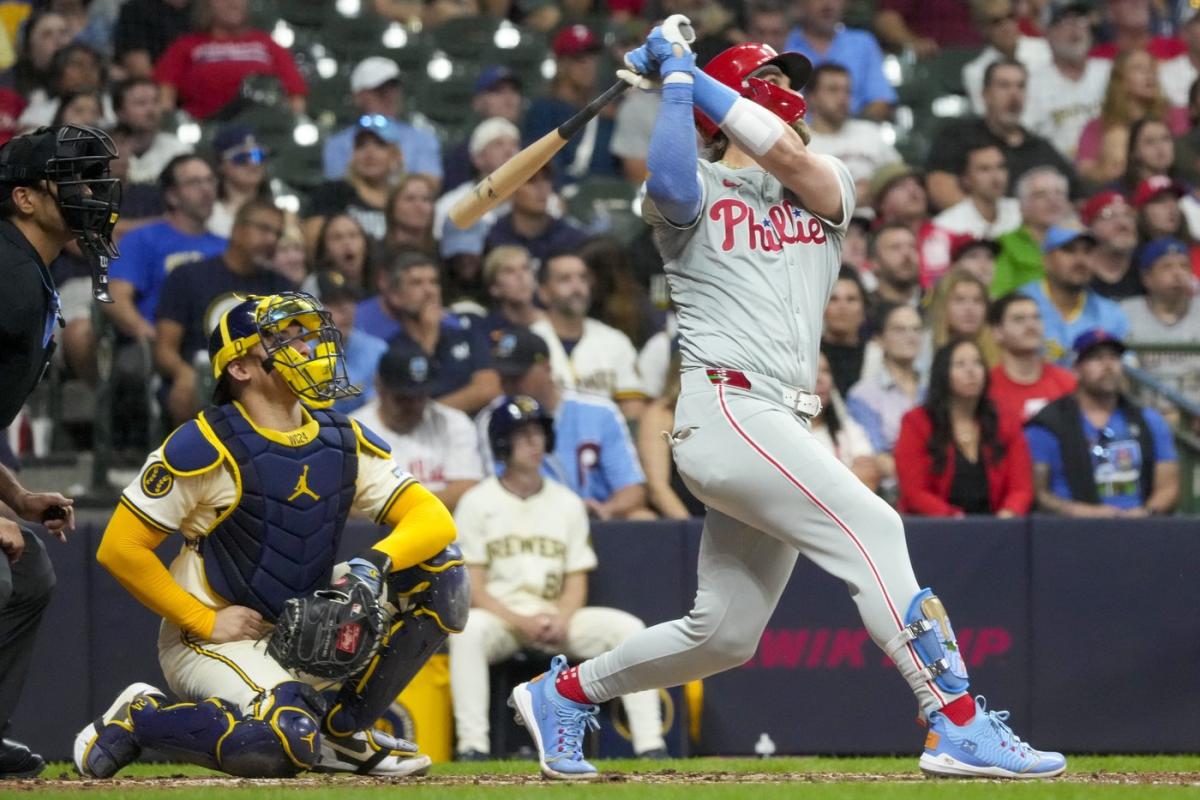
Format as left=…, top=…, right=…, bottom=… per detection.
left=919, top=696, right=1066, bottom=779
left=508, top=654, right=601, bottom=780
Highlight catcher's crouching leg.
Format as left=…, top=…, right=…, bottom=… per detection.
left=129, top=682, right=325, bottom=778
left=325, top=545, right=469, bottom=737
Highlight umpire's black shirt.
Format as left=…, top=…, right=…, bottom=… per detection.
left=0, top=219, right=57, bottom=429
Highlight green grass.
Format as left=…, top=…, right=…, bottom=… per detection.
left=21, top=756, right=1200, bottom=800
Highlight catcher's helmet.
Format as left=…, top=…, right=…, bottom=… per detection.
left=694, top=43, right=813, bottom=141
left=208, top=292, right=359, bottom=408
left=488, top=395, right=555, bottom=460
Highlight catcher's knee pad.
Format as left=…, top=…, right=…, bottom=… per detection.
left=130, top=682, right=324, bottom=778
left=884, top=588, right=970, bottom=696
left=389, top=544, right=469, bottom=634
left=222, top=682, right=325, bottom=777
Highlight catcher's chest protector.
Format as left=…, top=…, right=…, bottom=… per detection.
left=201, top=405, right=359, bottom=621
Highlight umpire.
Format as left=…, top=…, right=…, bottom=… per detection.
left=0, top=124, right=121, bottom=778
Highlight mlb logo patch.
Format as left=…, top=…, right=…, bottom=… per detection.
left=337, top=623, right=363, bottom=654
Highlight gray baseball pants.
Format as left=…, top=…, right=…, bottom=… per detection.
left=578, top=369, right=960, bottom=715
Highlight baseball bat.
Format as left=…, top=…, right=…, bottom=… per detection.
left=448, top=79, right=630, bottom=230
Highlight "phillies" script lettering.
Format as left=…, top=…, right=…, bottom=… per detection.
left=710, top=198, right=828, bottom=252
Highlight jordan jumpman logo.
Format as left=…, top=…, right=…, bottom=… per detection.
left=288, top=464, right=321, bottom=502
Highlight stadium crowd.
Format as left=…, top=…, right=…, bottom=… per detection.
left=1, top=0, right=1197, bottom=520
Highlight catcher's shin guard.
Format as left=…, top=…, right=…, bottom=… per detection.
left=129, top=682, right=325, bottom=777
left=325, top=545, right=468, bottom=735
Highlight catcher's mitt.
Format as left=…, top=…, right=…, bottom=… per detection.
left=267, top=579, right=387, bottom=681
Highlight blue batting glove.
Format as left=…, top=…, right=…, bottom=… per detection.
left=644, top=26, right=676, bottom=61
left=624, top=43, right=657, bottom=77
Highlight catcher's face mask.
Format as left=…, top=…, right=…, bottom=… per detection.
left=212, top=293, right=360, bottom=408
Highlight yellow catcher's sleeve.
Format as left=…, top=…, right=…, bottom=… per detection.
left=352, top=435, right=456, bottom=570
left=96, top=504, right=218, bottom=639
left=371, top=482, right=457, bottom=570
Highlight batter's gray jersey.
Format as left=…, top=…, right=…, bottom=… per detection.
left=644, top=155, right=856, bottom=391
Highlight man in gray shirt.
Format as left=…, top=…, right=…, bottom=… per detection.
left=1120, top=237, right=1200, bottom=402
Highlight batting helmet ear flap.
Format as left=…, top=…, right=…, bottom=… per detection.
left=744, top=77, right=807, bottom=126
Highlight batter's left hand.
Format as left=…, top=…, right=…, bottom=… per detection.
left=623, top=44, right=659, bottom=80
left=14, top=491, right=74, bottom=541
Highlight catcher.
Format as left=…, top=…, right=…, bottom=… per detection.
left=74, top=292, right=468, bottom=779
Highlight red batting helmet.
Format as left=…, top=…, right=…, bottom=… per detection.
left=695, top=43, right=813, bottom=141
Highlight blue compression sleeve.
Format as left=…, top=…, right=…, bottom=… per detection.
left=646, top=78, right=703, bottom=226
left=692, top=69, right=739, bottom=129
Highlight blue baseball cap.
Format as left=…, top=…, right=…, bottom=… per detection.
left=1136, top=237, right=1189, bottom=272
left=1072, top=328, right=1127, bottom=361
left=213, top=124, right=266, bottom=159
left=1041, top=225, right=1098, bottom=254
left=475, top=66, right=522, bottom=94
left=378, top=338, right=452, bottom=396
left=354, top=114, right=405, bottom=147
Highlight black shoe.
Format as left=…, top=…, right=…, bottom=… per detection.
left=637, top=747, right=670, bottom=760
left=0, top=739, right=45, bottom=779
left=457, top=749, right=490, bottom=761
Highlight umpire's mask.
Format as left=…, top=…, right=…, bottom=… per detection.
left=0, top=125, right=122, bottom=300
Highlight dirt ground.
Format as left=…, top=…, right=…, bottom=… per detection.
left=8, top=769, right=1200, bottom=790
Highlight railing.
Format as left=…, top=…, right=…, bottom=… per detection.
left=1124, top=342, right=1200, bottom=514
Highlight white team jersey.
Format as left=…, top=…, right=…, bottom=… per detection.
left=645, top=156, right=855, bottom=392
left=454, top=476, right=597, bottom=615
left=963, top=39, right=1052, bottom=115
left=530, top=317, right=646, bottom=402
left=806, top=119, right=902, bottom=187
left=120, top=409, right=413, bottom=612
left=1022, top=59, right=1111, bottom=159
left=637, top=329, right=674, bottom=399
left=352, top=398, right=483, bottom=493
left=1159, top=53, right=1197, bottom=109
left=932, top=197, right=1022, bottom=239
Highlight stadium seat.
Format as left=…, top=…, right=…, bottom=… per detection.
left=272, top=139, right=326, bottom=193
left=249, top=0, right=281, bottom=29
left=431, top=15, right=509, bottom=61
left=564, top=177, right=641, bottom=244
left=409, top=70, right=479, bottom=144
left=383, top=33, right=432, bottom=78
left=325, top=8, right=394, bottom=59
left=927, top=46, right=981, bottom=97
left=307, top=73, right=357, bottom=128
left=276, top=0, right=326, bottom=29
left=843, top=0, right=878, bottom=30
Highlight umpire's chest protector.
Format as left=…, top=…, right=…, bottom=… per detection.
left=199, top=404, right=359, bottom=621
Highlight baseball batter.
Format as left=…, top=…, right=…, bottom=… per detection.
left=73, top=293, right=468, bottom=779
left=509, top=30, right=1066, bottom=781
